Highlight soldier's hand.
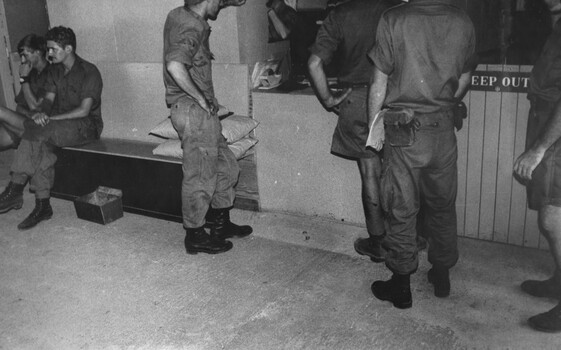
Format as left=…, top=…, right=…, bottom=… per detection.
left=325, top=88, right=352, bottom=114
left=209, top=100, right=219, bottom=115
left=19, top=62, right=32, bottom=79
left=197, top=98, right=212, bottom=115
left=31, top=112, right=50, bottom=127
left=514, top=149, right=544, bottom=181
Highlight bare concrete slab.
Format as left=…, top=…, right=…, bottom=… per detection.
left=0, top=191, right=560, bottom=349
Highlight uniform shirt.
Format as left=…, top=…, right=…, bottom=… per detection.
left=368, top=0, right=476, bottom=114
left=163, top=6, right=215, bottom=106
left=528, top=18, right=561, bottom=103
left=14, top=65, right=50, bottom=110
left=309, top=0, right=394, bottom=85
left=45, top=54, right=103, bottom=127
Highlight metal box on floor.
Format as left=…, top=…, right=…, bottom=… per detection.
left=74, top=186, right=123, bottom=225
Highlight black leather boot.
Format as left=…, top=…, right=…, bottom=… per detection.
left=428, top=266, right=450, bottom=298
left=371, top=273, right=412, bottom=309
left=18, top=198, right=53, bottom=230
left=529, top=302, right=561, bottom=333
left=205, top=207, right=253, bottom=239
left=354, top=235, right=386, bottom=262
left=521, top=273, right=561, bottom=299
left=184, top=226, right=233, bottom=255
left=0, top=182, right=24, bottom=213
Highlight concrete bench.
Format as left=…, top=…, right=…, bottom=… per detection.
left=51, top=63, right=259, bottom=223
left=52, top=138, right=258, bottom=223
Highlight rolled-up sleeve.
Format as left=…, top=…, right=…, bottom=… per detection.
left=165, top=22, right=201, bottom=67
left=80, top=66, right=103, bottom=103
left=309, top=11, right=341, bottom=65
left=368, top=16, right=393, bottom=75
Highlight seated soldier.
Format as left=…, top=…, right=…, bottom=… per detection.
left=0, top=26, right=103, bottom=230
left=0, top=34, right=50, bottom=150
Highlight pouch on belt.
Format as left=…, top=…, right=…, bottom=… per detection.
left=453, top=101, right=468, bottom=131
left=382, top=107, right=418, bottom=147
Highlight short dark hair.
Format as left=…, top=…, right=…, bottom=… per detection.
left=17, top=34, right=47, bottom=56
left=45, top=26, right=77, bottom=52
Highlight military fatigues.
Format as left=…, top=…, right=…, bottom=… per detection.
left=163, top=6, right=239, bottom=229
left=526, top=18, right=561, bottom=210
left=14, top=65, right=50, bottom=111
left=309, top=0, right=394, bottom=238
left=5, top=65, right=51, bottom=145
left=10, top=55, right=103, bottom=199
left=368, top=0, right=476, bottom=275
left=309, top=0, right=393, bottom=159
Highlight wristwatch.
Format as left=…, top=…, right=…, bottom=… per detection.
left=19, top=76, right=30, bottom=84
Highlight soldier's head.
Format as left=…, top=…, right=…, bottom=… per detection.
left=17, top=34, right=47, bottom=68
left=45, top=26, right=77, bottom=64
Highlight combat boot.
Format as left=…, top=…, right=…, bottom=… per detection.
left=428, top=266, right=450, bottom=298
left=521, top=272, right=561, bottom=299
left=354, top=235, right=386, bottom=262
left=0, top=182, right=24, bottom=213
left=18, top=198, right=53, bottom=230
left=529, top=302, right=561, bottom=333
left=205, top=207, right=252, bottom=240
left=371, top=273, right=412, bottom=309
left=184, top=226, right=233, bottom=255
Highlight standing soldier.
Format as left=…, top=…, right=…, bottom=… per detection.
left=367, top=0, right=475, bottom=308
left=163, top=0, right=252, bottom=255
left=308, top=0, right=399, bottom=263
left=513, top=0, right=561, bottom=333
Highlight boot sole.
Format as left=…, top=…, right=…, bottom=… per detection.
left=185, top=242, right=234, bottom=255
left=0, top=202, right=23, bottom=214
left=185, top=247, right=232, bottom=255
left=217, top=232, right=253, bottom=239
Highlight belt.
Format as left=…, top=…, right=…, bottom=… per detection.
left=337, top=82, right=369, bottom=89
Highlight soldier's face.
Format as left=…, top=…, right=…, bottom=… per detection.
left=47, top=41, right=70, bottom=64
left=20, top=47, right=43, bottom=68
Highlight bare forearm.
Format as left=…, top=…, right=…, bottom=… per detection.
left=532, top=100, right=561, bottom=154
left=308, top=55, right=332, bottom=106
left=50, top=97, right=93, bottom=121
left=20, top=84, right=43, bottom=111
left=50, top=109, right=89, bottom=120
left=454, top=71, right=472, bottom=101
left=514, top=99, right=561, bottom=180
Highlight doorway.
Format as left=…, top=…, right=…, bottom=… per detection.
left=0, top=0, right=49, bottom=109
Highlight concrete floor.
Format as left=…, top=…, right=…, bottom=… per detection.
left=1, top=150, right=561, bottom=349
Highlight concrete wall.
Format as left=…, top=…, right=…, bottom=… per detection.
left=253, top=91, right=365, bottom=225
left=237, top=1, right=290, bottom=71
left=46, top=0, right=241, bottom=64
left=44, top=0, right=257, bottom=142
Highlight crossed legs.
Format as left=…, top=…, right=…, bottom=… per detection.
left=0, top=106, right=27, bottom=150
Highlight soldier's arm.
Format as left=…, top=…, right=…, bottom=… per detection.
left=514, top=100, right=561, bottom=180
